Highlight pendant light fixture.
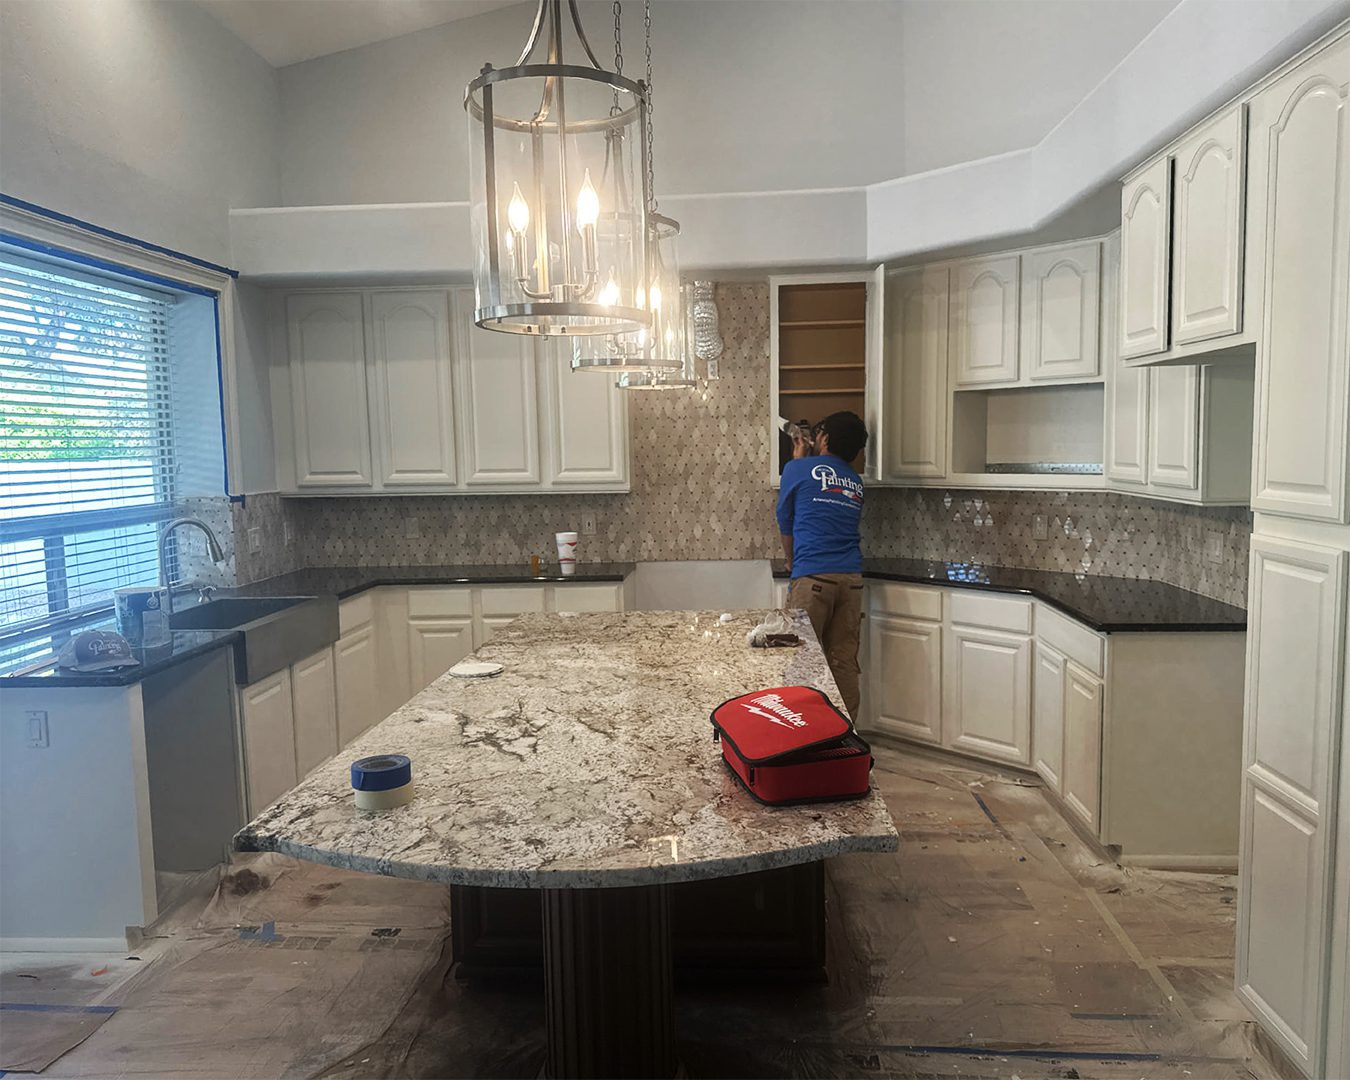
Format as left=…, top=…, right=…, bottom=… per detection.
left=464, top=0, right=653, bottom=337
left=573, top=0, right=692, bottom=383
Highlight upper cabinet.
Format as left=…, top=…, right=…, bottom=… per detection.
left=1021, top=241, right=1101, bottom=383
left=279, top=287, right=629, bottom=495
left=1246, top=30, right=1350, bottom=524
left=286, top=293, right=374, bottom=489
left=1119, top=158, right=1173, bottom=361
left=951, top=255, right=1020, bottom=387
left=882, top=266, right=949, bottom=479
left=1172, top=105, right=1248, bottom=346
left=368, top=291, right=457, bottom=488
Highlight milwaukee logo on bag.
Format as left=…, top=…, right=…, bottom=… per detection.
left=711, top=686, right=873, bottom=805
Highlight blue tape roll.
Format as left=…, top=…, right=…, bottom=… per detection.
left=351, top=754, right=412, bottom=792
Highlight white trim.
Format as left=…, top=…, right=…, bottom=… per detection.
left=0, top=936, right=131, bottom=953
left=1117, top=853, right=1239, bottom=873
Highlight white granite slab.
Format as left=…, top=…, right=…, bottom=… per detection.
left=236, top=610, right=899, bottom=889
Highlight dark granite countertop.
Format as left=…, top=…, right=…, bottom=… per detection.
left=775, top=558, right=1246, bottom=633
left=232, top=562, right=636, bottom=601
left=1, top=616, right=240, bottom=688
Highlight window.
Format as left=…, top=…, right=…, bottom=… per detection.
left=0, top=253, right=176, bottom=637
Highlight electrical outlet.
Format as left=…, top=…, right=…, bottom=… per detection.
left=1205, top=530, right=1224, bottom=565
left=248, top=527, right=262, bottom=554
left=580, top=513, right=596, bottom=536
left=404, top=516, right=421, bottom=540
left=25, top=710, right=48, bottom=749
left=1032, top=514, right=1049, bottom=541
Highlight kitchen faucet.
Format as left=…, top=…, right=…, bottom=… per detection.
left=158, top=517, right=227, bottom=610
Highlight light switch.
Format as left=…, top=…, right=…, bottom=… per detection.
left=248, top=527, right=262, bottom=553
left=26, top=710, right=48, bottom=748
left=404, top=516, right=420, bottom=540
left=1205, top=531, right=1224, bottom=565
left=1032, top=514, right=1048, bottom=541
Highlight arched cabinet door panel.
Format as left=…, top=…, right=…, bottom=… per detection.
left=1119, top=157, right=1172, bottom=361
left=951, top=255, right=1020, bottom=387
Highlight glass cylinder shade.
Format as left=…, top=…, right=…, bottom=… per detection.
left=466, top=61, right=652, bottom=337
left=573, top=214, right=684, bottom=374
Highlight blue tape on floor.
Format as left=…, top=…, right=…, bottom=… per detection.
left=238, top=921, right=278, bottom=942
left=0, top=1003, right=118, bottom=1014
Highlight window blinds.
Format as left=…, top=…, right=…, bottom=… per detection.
left=0, top=253, right=175, bottom=634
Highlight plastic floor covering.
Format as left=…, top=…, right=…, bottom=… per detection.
left=0, top=743, right=1291, bottom=1079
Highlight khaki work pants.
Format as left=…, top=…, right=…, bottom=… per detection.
left=786, top=573, right=864, bottom=720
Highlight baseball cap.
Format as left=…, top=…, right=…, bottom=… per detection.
left=57, top=630, right=141, bottom=672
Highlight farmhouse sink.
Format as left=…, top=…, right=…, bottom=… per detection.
left=170, top=594, right=338, bottom=684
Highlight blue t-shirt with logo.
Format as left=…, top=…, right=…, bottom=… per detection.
left=776, top=455, right=864, bottom=579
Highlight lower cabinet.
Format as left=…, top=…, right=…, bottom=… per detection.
left=1061, top=660, right=1103, bottom=831
left=334, top=624, right=378, bottom=748
left=869, top=613, right=942, bottom=744
left=291, top=646, right=337, bottom=778
left=944, top=623, right=1032, bottom=765
left=1031, top=643, right=1066, bottom=791
left=239, top=668, right=298, bottom=817
left=407, top=615, right=475, bottom=693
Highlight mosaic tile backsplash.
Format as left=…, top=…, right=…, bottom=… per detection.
left=208, top=282, right=1250, bottom=609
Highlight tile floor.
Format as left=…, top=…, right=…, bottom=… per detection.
left=0, top=743, right=1287, bottom=1079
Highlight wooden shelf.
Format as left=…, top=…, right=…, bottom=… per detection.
left=779, top=363, right=865, bottom=372
left=779, top=318, right=866, bottom=329
left=779, top=387, right=864, bottom=396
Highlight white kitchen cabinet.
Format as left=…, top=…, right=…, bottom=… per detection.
left=1021, top=241, right=1100, bottom=383
left=1061, top=661, right=1103, bottom=831
left=240, top=668, right=298, bottom=817
left=452, top=290, right=540, bottom=487
left=286, top=292, right=373, bottom=489
left=279, top=289, right=628, bottom=495
left=334, top=624, right=378, bottom=748
left=545, top=345, right=629, bottom=487
left=1103, top=230, right=1151, bottom=486
left=407, top=616, right=474, bottom=692
left=1032, top=642, right=1066, bottom=792
left=1119, top=157, right=1172, bottom=360
left=1171, top=104, right=1248, bottom=346
left=1106, top=355, right=1254, bottom=505
left=944, top=622, right=1032, bottom=766
left=951, top=255, right=1020, bottom=387
left=553, top=582, right=625, bottom=612
left=291, top=646, right=337, bottom=777
left=870, top=614, right=943, bottom=744
left=1147, top=365, right=1200, bottom=491
left=1247, top=32, right=1350, bottom=524
left=883, top=267, right=949, bottom=478
left=368, top=290, right=456, bottom=488
left=1238, top=536, right=1347, bottom=1077
left=478, top=584, right=547, bottom=645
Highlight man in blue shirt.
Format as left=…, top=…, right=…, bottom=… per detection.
left=776, top=411, right=868, bottom=720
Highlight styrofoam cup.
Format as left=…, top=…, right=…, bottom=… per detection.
left=555, top=531, right=578, bottom=575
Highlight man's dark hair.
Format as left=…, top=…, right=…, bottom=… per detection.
left=820, top=411, right=868, bottom=464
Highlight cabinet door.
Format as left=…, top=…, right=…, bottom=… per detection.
left=1032, top=642, right=1066, bottom=792
left=1108, top=362, right=1150, bottom=485
left=883, top=267, right=949, bottom=477
left=1061, top=661, right=1103, bottom=831
left=1147, top=365, right=1199, bottom=491
left=1172, top=104, right=1247, bottom=346
left=944, top=624, right=1031, bottom=765
left=367, top=291, right=456, bottom=488
left=453, top=290, right=541, bottom=486
left=240, top=669, right=297, bottom=816
left=1119, top=158, right=1172, bottom=360
left=408, top=616, right=475, bottom=691
left=1021, top=242, right=1101, bottom=382
left=335, top=625, right=378, bottom=749
left=291, top=646, right=337, bottom=777
left=553, top=583, right=625, bottom=613
left=951, top=256, right=1020, bottom=387
left=545, top=345, right=629, bottom=486
left=1248, top=34, right=1350, bottom=523
left=870, top=614, right=942, bottom=744
left=1237, top=536, right=1346, bottom=1077
left=286, top=293, right=373, bottom=488
left=478, top=584, right=547, bottom=646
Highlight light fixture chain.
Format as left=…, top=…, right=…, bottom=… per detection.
left=613, top=0, right=623, bottom=76
left=644, top=0, right=656, bottom=208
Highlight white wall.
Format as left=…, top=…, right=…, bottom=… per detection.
left=0, top=685, right=157, bottom=947
left=274, top=0, right=1173, bottom=207
left=0, top=0, right=282, bottom=268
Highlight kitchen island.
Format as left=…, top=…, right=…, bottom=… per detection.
left=236, top=609, right=897, bottom=1077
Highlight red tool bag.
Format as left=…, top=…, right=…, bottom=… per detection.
left=711, top=686, right=873, bottom=805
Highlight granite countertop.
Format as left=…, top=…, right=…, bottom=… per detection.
left=235, top=609, right=899, bottom=889
left=773, top=559, right=1246, bottom=633
left=233, top=562, right=636, bottom=601
left=0, top=617, right=240, bottom=688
